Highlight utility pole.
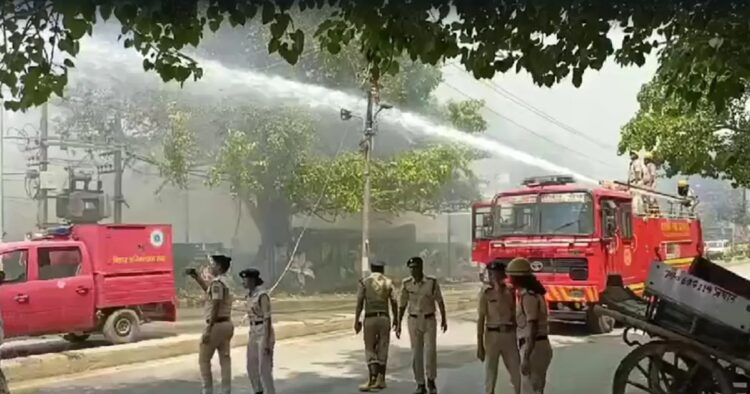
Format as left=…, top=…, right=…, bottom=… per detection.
left=38, top=103, right=49, bottom=228
left=113, top=149, right=123, bottom=223
left=446, top=212, right=452, bottom=277
left=0, top=102, right=4, bottom=240
left=360, top=86, right=374, bottom=278
left=742, top=188, right=747, bottom=242
left=185, top=187, right=190, bottom=242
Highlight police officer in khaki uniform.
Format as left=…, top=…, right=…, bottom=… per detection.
left=354, top=260, right=398, bottom=392
left=187, top=255, right=235, bottom=394
left=240, top=268, right=275, bottom=394
left=477, top=260, right=520, bottom=394
left=506, top=258, right=553, bottom=394
left=397, top=256, right=447, bottom=394
left=627, top=151, right=644, bottom=186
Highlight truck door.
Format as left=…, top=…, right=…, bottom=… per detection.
left=601, top=199, right=621, bottom=275
left=618, top=202, right=636, bottom=283
left=27, top=245, right=95, bottom=335
left=0, top=249, right=31, bottom=337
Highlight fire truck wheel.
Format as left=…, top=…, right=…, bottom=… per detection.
left=103, top=309, right=141, bottom=344
left=62, top=333, right=90, bottom=343
left=586, top=307, right=615, bottom=334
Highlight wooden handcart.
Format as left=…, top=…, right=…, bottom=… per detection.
left=596, top=258, right=750, bottom=394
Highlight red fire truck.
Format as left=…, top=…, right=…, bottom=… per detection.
left=471, top=175, right=703, bottom=333
left=0, top=224, right=176, bottom=344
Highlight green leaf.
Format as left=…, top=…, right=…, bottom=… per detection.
left=65, top=17, right=89, bottom=40
left=99, top=4, right=113, bottom=20
left=261, top=3, right=275, bottom=24
left=268, top=38, right=280, bottom=54
left=572, top=68, right=583, bottom=87
left=63, top=58, right=75, bottom=68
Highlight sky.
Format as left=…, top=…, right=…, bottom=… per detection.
left=435, top=54, right=659, bottom=194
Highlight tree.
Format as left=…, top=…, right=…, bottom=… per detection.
left=619, top=74, right=750, bottom=187
left=4, top=1, right=750, bottom=111
left=50, top=17, right=488, bottom=272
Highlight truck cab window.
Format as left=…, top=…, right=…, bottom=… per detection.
left=601, top=200, right=617, bottom=238
left=619, top=203, right=634, bottom=239
left=37, top=247, right=82, bottom=281
left=0, top=250, right=28, bottom=284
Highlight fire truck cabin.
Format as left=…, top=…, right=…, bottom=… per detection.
left=470, top=175, right=703, bottom=333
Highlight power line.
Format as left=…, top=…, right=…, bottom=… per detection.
left=440, top=80, right=618, bottom=171
left=447, top=63, right=617, bottom=150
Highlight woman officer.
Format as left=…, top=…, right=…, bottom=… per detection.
left=240, top=268, right=276, bottom=394
left=506, top=258, right=553, bottom=394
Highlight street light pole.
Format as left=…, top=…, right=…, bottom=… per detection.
left=340, top=87, right=391, bottom=279
left=361, top=87, right=375, bottom=278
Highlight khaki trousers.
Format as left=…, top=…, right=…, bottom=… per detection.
left=519, top=339, right=553, bottom=394
left=247, top=324, right=275, bottom=394
left=407, top=315, right=437, bottom=384
left=199, top=321, right=235, bottom=394
left=485, top=330, right=521, bottom=394
left=364, top=315, right=391, bottom=366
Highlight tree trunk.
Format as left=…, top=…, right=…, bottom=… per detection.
left=248, top=197, right=293, bottom=285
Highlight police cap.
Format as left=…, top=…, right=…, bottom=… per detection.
left=407, top=256, right=423, bottom=267
left=370, top=260, right=386, bottom=268
left=211, top=255, right=232, bottom=270
left=239, top=268, right=264, bottom=285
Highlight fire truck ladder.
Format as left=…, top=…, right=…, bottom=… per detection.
left=610, top=181, right=695, bottom=220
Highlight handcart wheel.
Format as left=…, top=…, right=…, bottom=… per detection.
left=612, top=340, right=733, bottom=394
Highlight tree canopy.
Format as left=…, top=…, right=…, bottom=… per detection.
left=3, top=1, right=750, bottom=111
left=619, top=74, right=750, bottom=187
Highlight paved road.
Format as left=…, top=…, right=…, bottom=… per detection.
left=22, top=318, right=631, bottom=394
left=1, top=285, right=477, bottom=360
left=14, top=264, right=750, bottom=393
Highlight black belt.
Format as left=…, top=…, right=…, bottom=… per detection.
left=365, top=312, right=390, bottom=318
left=486, top=324, right=516, bottom=333
left=209, top=317, right=231, bottom=324
left=249, top=319, right=265, bottom=326
left=409, top=313, right=435, bottom=319
left=518, top=335, right=549, bottom=347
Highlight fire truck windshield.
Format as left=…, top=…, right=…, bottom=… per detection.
left=492, top=192, right=594, bottom=236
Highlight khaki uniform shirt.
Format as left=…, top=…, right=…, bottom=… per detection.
left=399, top=276, right=443, bottom=316
left=478, top=284, right=515, bottom=327
left=357, top=272, right=396, bottom=315
left=628, top=159, right=644, bottom=185
left=205, top=273, right=233, bottom=321
left=643, top=162, right=657, bottom=188
left=516, top=289, right=549, bottom=338
left=246, top=288, right=271, bottom=322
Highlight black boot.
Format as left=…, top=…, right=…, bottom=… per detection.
left=427, top=379, right=437, bottom=394
left=358, top=364, right=378, bottom=392
left=375, top=364, right=386, bottom=389
left=413, top=384, right=427, bottom=394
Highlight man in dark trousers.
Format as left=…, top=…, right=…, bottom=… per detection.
left=354, top=260, right=398, bottom=391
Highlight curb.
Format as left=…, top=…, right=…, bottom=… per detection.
left=6, top=297, right=477, bottom=386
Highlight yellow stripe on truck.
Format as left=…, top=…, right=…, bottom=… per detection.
left=664, top=257, right=694, bottom=267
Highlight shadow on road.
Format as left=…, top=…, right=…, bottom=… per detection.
left=1, top=328, right=175, bottom=360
